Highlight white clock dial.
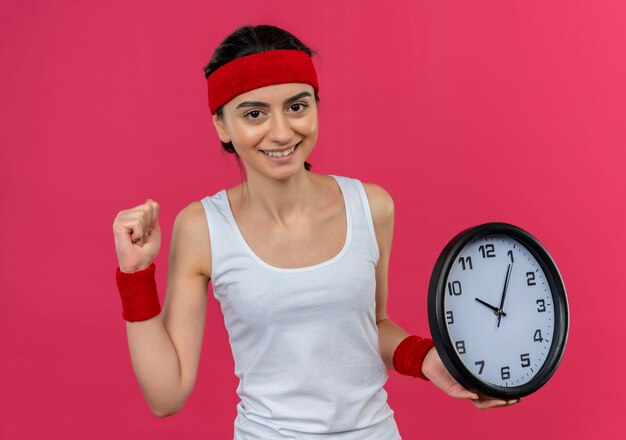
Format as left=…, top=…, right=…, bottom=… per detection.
left=444, top=234, right=554, bottom=387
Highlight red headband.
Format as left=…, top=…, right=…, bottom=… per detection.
left=207, top=49, right=319, bottom=114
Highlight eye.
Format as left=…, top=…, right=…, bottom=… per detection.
left=289, top=102, right=308, bottom=112
left=243, top=109, right=264, bottom=120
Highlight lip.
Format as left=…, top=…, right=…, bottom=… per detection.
left=260, top=142, right=301, bottom=153
left=260, top=142, right=301, bottom=162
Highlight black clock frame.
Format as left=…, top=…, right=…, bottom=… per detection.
left=427, top=222, right=569, bottom=399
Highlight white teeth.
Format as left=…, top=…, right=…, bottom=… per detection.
left=263, top=144, right=297, bottom=157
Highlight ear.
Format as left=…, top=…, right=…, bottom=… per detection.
left=212, top=114, right=231, bottom=143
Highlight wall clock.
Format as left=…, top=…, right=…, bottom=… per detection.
left=428, top=223, right=569, bottom=399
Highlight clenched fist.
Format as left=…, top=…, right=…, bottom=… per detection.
left=113, top=198, right=161, bottom=273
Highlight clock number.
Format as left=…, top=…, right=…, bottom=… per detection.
left=446, top=310, right=454, bottom=324
left=520, top=353, right=531, bottom=368
left=536, top=299, right=546, bottom=312
left=501, top=366, right=511, bottom=380
left=475, top=360, right=485, bottom=375
left=526, top=272, right=536, bottom=286
left=458, top=256, right=473, bottom=270
left=447, top=281, right=462, bottom=296
left=455, top=340, right=466, bottom=354
left=507, top=250, right=515, bottom=263
left=479, top=244, right=496, bottom=259
left=533, top=329, right=544, bottom=342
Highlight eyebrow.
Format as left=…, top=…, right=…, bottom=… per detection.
left=235, top=91, right=312, bottom=109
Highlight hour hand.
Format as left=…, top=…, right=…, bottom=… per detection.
left=475, top=297, right=506, bottom=317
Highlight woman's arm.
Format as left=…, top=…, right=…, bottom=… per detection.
left=363, top=183, right=519, bottom=409
left=361, top=183, right=409, bottom=368
left=125, top=202, right=211, bottom=417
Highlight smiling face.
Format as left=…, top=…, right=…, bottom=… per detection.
left=212, top=82, right=318, bottom=180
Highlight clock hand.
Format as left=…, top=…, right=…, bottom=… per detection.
left=475, top=298, right=507, bottom=316
left=497, top=263, right=513, bottom=328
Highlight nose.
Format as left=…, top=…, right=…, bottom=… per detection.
left=267, top=111, right=293, bottom=144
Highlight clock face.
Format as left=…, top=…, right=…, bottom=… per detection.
left=429, top=223, right=569, bottom=399
left=444, top=234, right=555, bottom=388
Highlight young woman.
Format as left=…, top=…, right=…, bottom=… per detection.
left=112, top=24, right=520, bottom=439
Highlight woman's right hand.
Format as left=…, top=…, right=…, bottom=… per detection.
left=113, top=198, right=161, bottom=273
left=422, top=346, right=521, bottom=409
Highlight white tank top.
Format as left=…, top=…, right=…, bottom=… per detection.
left=200, top=175, right=402, bottom=440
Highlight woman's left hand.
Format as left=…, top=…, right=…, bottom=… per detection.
left=421, top=347, right=522, bottom=409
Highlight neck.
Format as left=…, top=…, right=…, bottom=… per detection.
left=238, top=169, right=317, bottom=226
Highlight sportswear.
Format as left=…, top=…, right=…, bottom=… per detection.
left=207, top=49, right=319, bottom=114
left=200, top=175, right=402, bottom=439
left=115, top=262, right=161, bottom=322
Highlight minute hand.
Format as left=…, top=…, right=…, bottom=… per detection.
left=497, top=263, right=513, bottom=328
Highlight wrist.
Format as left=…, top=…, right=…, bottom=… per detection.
left=119, top=262, right=153, bottom=274
left=115, top=262, right=161, bottom=322
left=392, top=335, right=435, bottom=381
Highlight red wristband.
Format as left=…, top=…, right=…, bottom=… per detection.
left=115, top=262, right=161, bottom=322
left=392, top=335, right=435, bottom=381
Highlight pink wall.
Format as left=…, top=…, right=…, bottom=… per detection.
left=1, top=0, right=624, bottom=438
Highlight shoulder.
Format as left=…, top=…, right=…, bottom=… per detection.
left=175, top=200, right=207, bottom=231
left=172, top=200, right=212, bottom=279
left=361, top=181, right=394, bottom=227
